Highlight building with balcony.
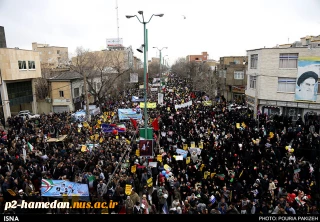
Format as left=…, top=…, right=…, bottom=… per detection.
left=245, top=35, right=320, bottom=122
left=217, top=56, right=248, bottom=103
left=0, top=47, right=41, bottom=120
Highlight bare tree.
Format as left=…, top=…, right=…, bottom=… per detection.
left=171, top=57, right=189, bottom=78
left=192, top=64, right=219, bottom=98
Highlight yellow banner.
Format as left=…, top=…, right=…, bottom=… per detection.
left=97, top=119, right=102, bottom=125
left=186, top=157, right=190, bottom=164
left=94, top=134, right=99, bottom=141
left=83, top=122, right=89, bottom=128
left=183, top=144, right=188, bottom=150
left=147, top=177, right=153, bottom=187
left=157, top=155, right=162, bottom=162
left=202, top=100, right=212, bottom=106
left=241, top=122, right=246, bottom=128
left=164, top=164, right=171, bottom=171
left=81, top=145, right=87, bottom=152
left=190, top=141, right=195, bottom=148
left=199, top=142, right=203, bottom=149
left=211, top=172, right=216, bottom=179
left=139, top=102, right=157, bottom=109
left=131, top=165, right=136, bottom=173
left=199, top=164, right=205, bottom=171
left=204, top=171, right=210, bottom=179
left=136, top=149, right=140, bottom=156
left=236, top=123, right=240, bottom=129
left=125, top=184, right=132, bottom=195
left=99, top=137, right=104, bottom=143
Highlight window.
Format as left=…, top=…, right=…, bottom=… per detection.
left=249, top=75, right=257, bottom=89
left=74, top=88, right=79, bottom=97
left=277, top=78, right=296, bottom=92
left=59, top=91, right=64, bottom=97
left=28, top=61, right=35, bottom=69
left=18, top=61, right=27, bottom=70
left=234, top=71, right=244, bottom=80
left=279, top=53, right=298, bottom=68
left=250, top=54, right=258, bottom=69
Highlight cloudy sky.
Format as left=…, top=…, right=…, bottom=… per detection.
left=1, top=0, right=319, bottom=65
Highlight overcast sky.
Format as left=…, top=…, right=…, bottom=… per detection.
left=1, top=0, right=320, bottom=65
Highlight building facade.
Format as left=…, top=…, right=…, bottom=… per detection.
left=32, top=42, right=69, bottom=69
left=245, top=39, right=320, bottom=122
left=0, top=48, right=41, bottom=120
left=186, top=52, right=208, bottom=62
left=217, top=56, right=248, bottom=103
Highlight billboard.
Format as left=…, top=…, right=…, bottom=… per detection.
left=139, top=139, right=153, bottom=157
left=41, top=179, right=90, bottom=201
left=130, top=73, right=139, bottom=83
left=295, top=57, right=320, bottom=102
left=106, top=38, right=123, bottom=48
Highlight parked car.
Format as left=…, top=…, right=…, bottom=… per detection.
left=17, top=111, right=40, bottom=119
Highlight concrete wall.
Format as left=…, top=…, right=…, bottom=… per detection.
left=37, top=100, right=52, bottom=114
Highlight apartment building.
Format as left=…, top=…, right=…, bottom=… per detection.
left=217, top=56, right=248, bottom=103
left=32, top=42, right=69, bottom=69
left=245, top=35, right=320, bottom=121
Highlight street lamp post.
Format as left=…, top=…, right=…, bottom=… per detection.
left=153, top=47, right=167, bottom=92
left=126, top=11, right=164, bottom=139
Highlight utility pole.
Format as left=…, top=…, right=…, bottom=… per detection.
left=83, top=72, right=90, bottom=122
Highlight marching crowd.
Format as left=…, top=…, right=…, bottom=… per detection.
left=0, top=75, right=319, bottom=215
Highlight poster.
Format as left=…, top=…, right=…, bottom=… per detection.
left=41, top=179, right=90, bottom=201
left=139, top=139, right=153, bottom=157
left=295, top=57, right=320, bottom=102
left=118, top=109, right=142, bottom=120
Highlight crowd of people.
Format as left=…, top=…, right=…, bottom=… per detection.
left=0, top=75, right=319, bottom=215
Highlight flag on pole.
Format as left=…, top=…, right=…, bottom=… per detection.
left=88, top=175, right=95, bottom=188
left=27, top=142, right=34, bottom=152
left=152, top=117, right=159, bottom=131
left=130, top=118, right=138, bottom=130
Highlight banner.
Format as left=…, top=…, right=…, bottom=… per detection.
left=132, top=96, right=144, bottom=102
left=139, top=102, right=157, bottom=109
left=41, top=179, right=90, bottom=201
left=202, top=100, right=212, bottom=106
left=158, top=93, right=164, bottom=105
left=176, top=148, right=188, bottom=158
left=174, top=100, right=192, bottom=110
left=139, top=139, right=153, bottom=157
left=125, top=184, right=132, bottom=195
left=295, top=56, right=320, bottom=102
left=118, top=109, right=142, bottom=120
left=101, top=123, right=126, bottom=133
